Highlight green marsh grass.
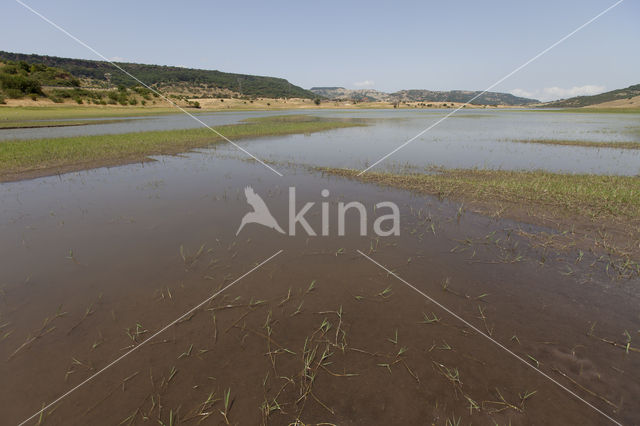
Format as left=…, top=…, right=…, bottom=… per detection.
left=0, top=105, right=179, bottom=122
left=319, top=167, right=640, bottom=222
left=512, top=139, right=640, bottom=150
left=0, top=115, right=364, bottom=180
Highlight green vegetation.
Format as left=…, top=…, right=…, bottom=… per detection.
left=543, top=84, right=640, bottom=108
left=0, top=106, right=179, bottom=122
left=0, top=51, right=316, bottom=99
left=0, top=57, right=164, bottom=106
left=542, top=107, right=640, bottom=114
left=321, top=166, right=640, bottom=265
left=0, top=118, right=130, bottom=129
left=512, top=139, right=640, bottom=150
left=0, top=115, right=364, bottom=181
left=319, top=168, right=640, bottom=222
left=0, top=59, right=78, bottom=99
left=46, top=85, right=156, bottom=106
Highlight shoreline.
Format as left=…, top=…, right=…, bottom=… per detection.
left=2, top=102, right=639, bottom=123
left=0, top=115, right=364, bottom=183
left=317, top=167, right=640, bottom=267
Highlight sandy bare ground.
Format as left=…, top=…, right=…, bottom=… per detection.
left=586, top=94, right=640, bottom=108
left=1, top=96, right=499, bottom=111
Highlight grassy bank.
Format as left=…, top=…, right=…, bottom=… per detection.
left=0, top=106, right=182, bottom=122
left=0, top=118, right=131, bottom=129
left=0, top=115, right=364, bottom=181
left=321, top=168, right=640, bottom=221
left=538, top=107, right=640, bottom=114
left=319, top=167, right=640, bottom=260
left=512, top=139, right=640, bottom=149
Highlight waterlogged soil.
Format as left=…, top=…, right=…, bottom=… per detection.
left=3, top=109, right=640, bottom=175
left=1, top=152, right=639, bottom=425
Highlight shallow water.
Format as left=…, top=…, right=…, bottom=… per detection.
left=0, top=110, right=300, bottom=140
left=0, top=148, right=638, bottom=424
left=3, top=109, right=638, bottom=175
left=216, top=109, right=640, bottom=175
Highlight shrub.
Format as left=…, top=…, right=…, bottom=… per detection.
left=313, top=98, right=321, bottom=105
left=0, top=93, right=5, bottom=104
left=4, top=88, right=24, bottom=98
left=0, top=73, right=43, bottom=96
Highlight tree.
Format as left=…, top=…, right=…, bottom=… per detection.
left=314, top=98, right=321, bottom=106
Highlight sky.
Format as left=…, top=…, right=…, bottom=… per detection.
left=1, top=0, right=638, bottom=101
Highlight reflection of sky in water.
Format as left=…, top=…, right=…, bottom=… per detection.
left=2, top=109, right=639, bottom=175
left=215, top=110, right=640, bottom=175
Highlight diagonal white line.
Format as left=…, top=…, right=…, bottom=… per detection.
left=17, top=249, right=283, bottom=426
left=15, top=0, right=284, bottom=177
left=358, top=0, right=624, bottom=175
left=356, top=250, right=623, bottom=426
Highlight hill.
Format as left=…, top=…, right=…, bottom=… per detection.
left=0, top=51, right=316, bottom=99
left=310, top=87, right=538, bottom=105
left=389, top=89, right=537, bottom=105
left=543, top=84, right=640, bottom=108
left=310, top=87, right=388, bottom=102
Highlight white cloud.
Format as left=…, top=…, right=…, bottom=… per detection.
left=110, top=56, right=125, bottom=62
left=353, top=80, right=375, bottom=88
left=541, top=85, right=606, bottom=100
left=510, top=85, right=606, bottom=102
left=510, top=88, right=535, bottom=99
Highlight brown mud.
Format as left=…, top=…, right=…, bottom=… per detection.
left=0, top=155, right=638, bottom=425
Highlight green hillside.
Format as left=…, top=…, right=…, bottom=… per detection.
left=0, top=58, right=163, bottom=106
left=0, top=51, right=316, bottom=99
left=544, top=84, right=640, bottom=108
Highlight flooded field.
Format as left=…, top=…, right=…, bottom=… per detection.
left=212, top=110, right=640, bottom=175
left=4, top=109, right=638, bottom=175
left=1, top=138, right=639, bottom=425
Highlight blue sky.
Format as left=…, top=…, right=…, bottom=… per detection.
left=2, top=0, right=638, bottom=101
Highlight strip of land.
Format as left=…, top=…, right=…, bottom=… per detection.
left=512, top=139, right=640, bottom=149
left=0, top=106, right=180, bottom=121
left=0, top=115, right=364, bottom=182
left=0, top=118, right=132, bottom=129
left=318, top=167, right=640, bottom=262
left=539, top=107, right=640, bottom=114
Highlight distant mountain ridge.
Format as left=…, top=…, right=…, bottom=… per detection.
left=542, top=84, right=640, bottom=108
left=310, top=87, right=388, bottom=102
left=0, top=51, right=316, bottom=99
left=311, top=87, right=539, bottom=105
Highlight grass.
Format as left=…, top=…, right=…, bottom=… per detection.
left=319, top=167, right=640, bottom=263
left=0, top=118, right=131, bottom=129
left=0, top=105, right=180, bottom=121
left=0, top=115, right=364, bottom=180
left=537, top=107, right=640, bottom=114
left=512, top=139, right=640, bottom=150
left=320, top=167, right=640, bottom=221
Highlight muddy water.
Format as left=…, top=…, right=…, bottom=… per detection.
left=1, top=149, right=638, bottom=425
